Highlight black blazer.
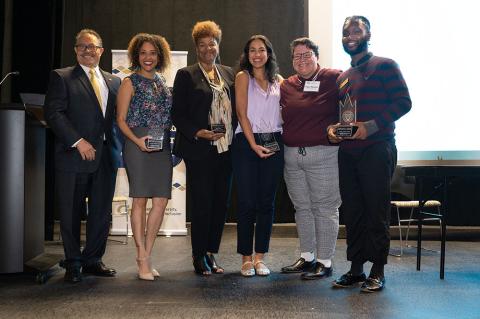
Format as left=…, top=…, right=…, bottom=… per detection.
left=44, top=64, right=121, bottom=173
left=172, top=63, right=236, bottom=160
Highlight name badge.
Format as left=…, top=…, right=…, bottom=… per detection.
left=303, top=81, right=320, bottom=92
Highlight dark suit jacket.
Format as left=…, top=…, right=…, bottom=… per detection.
left=44, top=64, right=121, bottom=173
left=171, top=63, right=236, bottom=160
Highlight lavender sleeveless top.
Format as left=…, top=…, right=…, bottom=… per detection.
left=235, top=76, right=282, bottom=134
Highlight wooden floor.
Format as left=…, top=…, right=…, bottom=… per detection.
left=1, top=225, right=479, bottom=319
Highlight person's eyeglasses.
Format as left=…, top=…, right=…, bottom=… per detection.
left=75, top=44, right=102, bottom=52
left=293, top=51, right=314, bottom=61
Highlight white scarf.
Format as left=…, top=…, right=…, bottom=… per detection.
left=199, top=63, right=233, bottom=153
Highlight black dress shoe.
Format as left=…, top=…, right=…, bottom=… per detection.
left=301, top=262, right=333, bottom=280
left=205, top=254, right=224, bottom=274
left=82, top=262, right=116, bottom=277
left=193, top=255, right=211, bottom=276
left=332, top=271, right=367, bottom=288
left=281, top=258, right=316, bottom=273
left=360, top=275, right=385, bottom=293
left=64, top=265, right=82, bottom=283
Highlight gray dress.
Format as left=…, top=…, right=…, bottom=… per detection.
left=123, top=73, right=173, bottom=198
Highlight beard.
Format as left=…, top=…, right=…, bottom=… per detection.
left=343, top=39, right=368, bottom=56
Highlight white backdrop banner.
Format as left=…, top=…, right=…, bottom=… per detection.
left=111, top=50, right=188, bottom=236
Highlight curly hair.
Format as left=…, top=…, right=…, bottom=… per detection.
left=238, top=35, right=279, bottom=83
left=191, top=20, right=222, bottom=45
left=127, top=33, right=171, bottom=72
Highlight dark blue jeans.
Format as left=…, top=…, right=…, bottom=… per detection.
left=232, top=132, right=284, bottom=256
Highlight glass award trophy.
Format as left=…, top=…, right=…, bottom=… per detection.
left=209, top=122, right=226, bottom=134
left=335, top=93, right=358, bottom=138
left=145, top=127, right=164, bottom=151
left=208, top=109, right=226, bottom=133
left=258, top=133, right=280, bottom=152
left=255, top=121, right=280, bottom=152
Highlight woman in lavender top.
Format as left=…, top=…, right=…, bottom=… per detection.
left=234, top=35, right=283, bottom=276
left=117, top=33, right=172, bottom=281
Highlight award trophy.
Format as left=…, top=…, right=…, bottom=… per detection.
left=208, top=108, right=226, bottom=133
left=145, top=127, right=164, bottom=151
left=258, top=133, right=280, bottom=152
left=209, top=122, right=226, bottom=134
left=255, top=122, right=280, bottom=153
left=335, top=93, right=358, bottom=138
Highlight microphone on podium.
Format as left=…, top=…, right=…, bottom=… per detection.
left=0, top=71, right=20, bottom=86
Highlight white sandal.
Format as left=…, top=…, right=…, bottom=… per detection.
left=254, top=260, right=270, bottom=276
left=241, top=261, right=255, bottom=277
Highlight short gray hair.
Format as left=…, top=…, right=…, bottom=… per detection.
left=75, top=29, right=103, bottom=47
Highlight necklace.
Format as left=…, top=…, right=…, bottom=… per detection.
left=199, top=63, right=223, bottom=87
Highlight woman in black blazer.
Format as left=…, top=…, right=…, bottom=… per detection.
left=172, top=20, right=236, bottom=275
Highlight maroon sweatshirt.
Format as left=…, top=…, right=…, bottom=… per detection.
left=280, top=67, right=341, bottom=147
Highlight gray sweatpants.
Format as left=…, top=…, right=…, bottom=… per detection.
left=284, top=145, right=341, bottom=260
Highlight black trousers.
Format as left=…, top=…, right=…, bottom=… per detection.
left=232, top=133, right=283, bottom=256
left=184, top=147, right=231, bottom=257
left=56, top=148, right=115, bottom=266
left=339, top=141, right=397, bottom=265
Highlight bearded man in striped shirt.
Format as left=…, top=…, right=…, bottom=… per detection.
left=328, top=15, right=412, bottom=293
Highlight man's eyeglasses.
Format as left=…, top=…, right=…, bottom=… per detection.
left=293, top=51, right=314, bottom=61
left=75, top=44, right=102, bottom=52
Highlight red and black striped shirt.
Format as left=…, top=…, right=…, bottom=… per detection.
left=337, top=53, right=412, bottom=152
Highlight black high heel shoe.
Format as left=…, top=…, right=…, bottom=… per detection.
left=192, top=255, right=212, bottom=276
left=205, top=253, right=224, bottom=274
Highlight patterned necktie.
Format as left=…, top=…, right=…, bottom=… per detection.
left=89, top=68, right=102, bottom=109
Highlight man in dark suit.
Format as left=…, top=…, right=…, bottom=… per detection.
left=44, top=29, right=121, bottom=283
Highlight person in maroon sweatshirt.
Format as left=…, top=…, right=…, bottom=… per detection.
left=280, top=38, right=342, bottom=280
left=328, top=16, right=412, bottom=293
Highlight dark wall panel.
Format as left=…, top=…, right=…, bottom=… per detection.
left=10, top=0, right=62, bottom=99
left=61, top=0, right=307, bottom=77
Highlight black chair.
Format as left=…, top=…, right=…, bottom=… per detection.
left=389, top=166, right=442, bottom=257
